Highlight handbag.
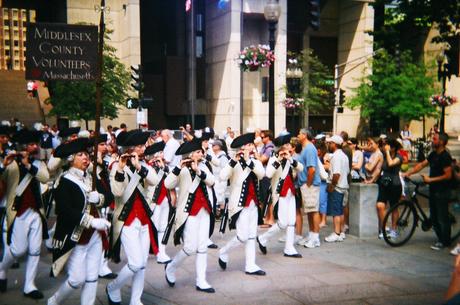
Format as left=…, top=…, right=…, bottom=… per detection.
left=380, top=176, right=393, bottom=187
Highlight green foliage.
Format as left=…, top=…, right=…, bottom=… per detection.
left=346, top=50, right=437, bottom=126
left=46, top=30, right=130, bottom=123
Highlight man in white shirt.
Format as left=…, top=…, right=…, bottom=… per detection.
left=161, top=129, right=181, bottom=168
left=324, top=135, right=349, bottom=243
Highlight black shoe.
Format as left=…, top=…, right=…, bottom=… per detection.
left=157, top=259, right=172, bottom=265
left=284, top=253, right=302, bottom=258
left=257, top=237, right=267, bottom=255
left=106, top=286, right=121, bottom=305
left=196, top=286, right=215, bottom=293
left=245, top=270, right=266, bottom=276
left=0, top=279, right=7, bottom=293
left=23, top=290, right=44, bottom=300
left=207, top=243, right=218, bottom=249
left=11, top=262, right=20, bottom=269
left=164, top=264, right=175, bottom=287
left=99, top=273, right=118, bottom=279
left=218, top=258, right=227, bottom=270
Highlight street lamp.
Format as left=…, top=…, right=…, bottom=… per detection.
left=436, top=52, right=449, bottom=133
left=264, top=0, right=281, bottom=133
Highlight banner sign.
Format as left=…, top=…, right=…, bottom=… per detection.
left=26, top=23, right=98, bottom=81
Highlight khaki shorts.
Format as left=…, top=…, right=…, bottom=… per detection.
left=300, top=184, right=320, bottom=213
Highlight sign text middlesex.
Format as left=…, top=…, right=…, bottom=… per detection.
left=26, top=23, right=98, bottom=81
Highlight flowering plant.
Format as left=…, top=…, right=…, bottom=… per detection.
left=237, top=45, right=275, bottom=72
left=430, top=94, right=458, bottom=107
left=281, top=97, right=304, bottom=109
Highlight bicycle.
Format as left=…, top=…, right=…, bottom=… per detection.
left=383, top=177, right=460, bottom=247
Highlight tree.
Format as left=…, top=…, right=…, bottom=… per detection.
left=46, top=30, right=131, bottom=129
left=346, top=50, right=437, bottom=131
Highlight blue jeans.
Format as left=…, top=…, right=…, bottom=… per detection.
left=326, top=190, right=344, bottom=217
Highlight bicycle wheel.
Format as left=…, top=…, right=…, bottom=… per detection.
left=383, top=200, right=418, bottom=247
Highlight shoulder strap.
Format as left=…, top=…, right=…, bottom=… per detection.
left=15, top=160, right=41, bottom=197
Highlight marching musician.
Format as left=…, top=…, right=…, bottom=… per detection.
left=47, top=137, right=110, bottom=305
left=218, top=133, right=266, bottom=276
left=106, top=130, right=159, bottom=305
left=164, top=138, right=216, bottom=293
left=256, top=134, right=304, bottom=258
left=0, top=130, right=49, bottom=299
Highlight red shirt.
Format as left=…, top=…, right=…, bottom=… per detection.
left=156, top=180, right=168, bottom=205
left=125, top=192, right=150, bottom=226
left=16, top=184, right=37, bottom=217
left=189, top=186, right=211, bottom=216
left=245, top=177, right=259, bottom=207
left=279, top=174, right=295, bottom=197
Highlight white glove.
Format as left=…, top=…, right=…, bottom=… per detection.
left=90, top=218, right=111, bottom=231
left=88, top=191, right=100, bottom=204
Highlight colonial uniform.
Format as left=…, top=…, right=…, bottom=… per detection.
left=218, top=133, right=266, bottom=275
left=257, top=134, right=304, bottom=257
left=145, top=141, right=172, bottom=264
left=164, top=139, right=216, bottom=293
left=107, top=130, right=159, bottom=305
left=47, top=137, right=110, bottom=305
left=0, top=130, right=49, bottom=299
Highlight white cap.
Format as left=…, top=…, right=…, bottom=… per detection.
left=315, top=134, right=326, bottom=140
left=379, top=134, right=387, bottom=139
left=326, top=135, right=343, bottom=145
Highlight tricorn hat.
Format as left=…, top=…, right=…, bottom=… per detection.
left=273, top=133, right=291, bottom=147
left=175, top=138, right=203, bottom=155
left=117, top=130, right=149, bottom=147
left=54, top=138, right=90, bottom=158
left=230, top=132, right=255, bottom=149
left=59, top=127, right=81, bottom=138
left=145, top=141, right=166, bottom=155
left=13, top=130, right=41, bottom=144
left=0, top=125, right=12, bottom=136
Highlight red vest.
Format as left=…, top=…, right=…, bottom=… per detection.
left=279, top=173, right=295, bottom=197
left=157, top=180, right=168, bottom=205
left=125, top=192, right=150, bottom=226
left=245, top=177, right=259, bottom=207
left=189, top=186, right=211, bottom=216
left=16, top=184, right=37, bottom=217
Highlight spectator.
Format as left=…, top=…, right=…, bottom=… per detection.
left=324, top=135, right=350, bottom=243
left=161, top=129, right=181, bottom=167
left=225, top=130, right=236, bottom=158
left=254, top=128, right=264, bottom=154
left=316, top=142, right=330, bottom=229
left=340, top=131, right=352, bottom=234
left=350, top=138, right=364, bottom=182
left=400, top=124, right=413, bottom=160
left=210, top=139, right=229, bottom=217
left=258, top=129, right=275, bottom=226
left=364, top=137, right=384, bottom=184
left=376, top=139, right=403, bottom=239
left=39, top=123, right=54, bottom=161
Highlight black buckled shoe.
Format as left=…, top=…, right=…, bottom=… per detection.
left=196, top=286, right=215, bottom=293
left=99, top=273, right=118, bottom=279
left=106, top=286, right=121, bottom=305
left=0, top=279, right=6, bottom=293
left=207, top=243, right=218, bottom=249
left=245, top=270, right=266, bottom=276
left=24, top=290, right=44, bottom=300
left=256, top=237, right=267, bottom=255
left=284, top=253, right=302, bottom=258
left=164, top=264, right=175, bottom=287
left=218, top=258, right=227, bottom=270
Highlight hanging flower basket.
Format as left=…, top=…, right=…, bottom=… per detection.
left=236, top=45, right=275, bottom=72
left=430, top=94, right=458, bottom=107
left=281, top=97, right=304, bottom=110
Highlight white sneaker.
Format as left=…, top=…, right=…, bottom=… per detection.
left=339, top=232, right=346, bottom=240
left=324, top=233, right=343, bottom=243
left=297, top=236, right=309, bottom=246
left=304, top=238, right=320, bottom=248
left=451, top=245, right=460, bottom=256
left=388, top=230, right=399, bottom=240
left=294, top=235, right=302, bottom=244
left=278, top=236, right=286, bottom=243
left=378, top=232, right=384, bottom=239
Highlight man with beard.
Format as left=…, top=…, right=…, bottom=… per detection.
left=0, top=130, right=50, bottom=299
left=164, top=139, right=216, bottom=293
left=106, top=130, right=159, bottom=305
left=218, top=133, right=266, bottom=276
left=47, top=138, right=110, bottom=305
left=404, top=132, right=453, bottom=250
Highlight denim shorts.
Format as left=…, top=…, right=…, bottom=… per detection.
left=319, top=181, right=328, bottom=214
left=326, top=190, right=344, bottom=216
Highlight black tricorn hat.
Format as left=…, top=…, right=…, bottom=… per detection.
left=117, top=129, right=150, bottom=147
left=145, top=141, right=166, bottom=155
left=59, top=127, right=80, bottom=138
left=200, top=132, right=213, bottom=141
left=175, top=138, right=203, bottom=155
left=0, top=125, right=12, bottom=136
left=230, top=132, right=255, bottom=149
left=88, top=133, right=108, bottom=146
left=273, top=133, right=292, bottom=147
left=13, top=130, right=41, bottom=144
left=54, top=138, right=90, bottom=158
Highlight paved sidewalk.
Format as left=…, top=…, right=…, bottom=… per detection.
left=0, top=219, right=455, bottom=305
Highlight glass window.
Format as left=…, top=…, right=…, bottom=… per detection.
left=14, top=40, right=19, bottom=47
left=5, top=50, right=10, bottom=56
left=14, top=50, right=19, bottom=57
left=3, top=20, right=9, bottom=26
left=5, top=40, right=9, bottom=46
left=13, top=20, right=18, bottom=26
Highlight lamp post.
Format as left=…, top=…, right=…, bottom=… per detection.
left=436, top=52, right=449, bottom=133
left=264, top=0, right=281, bottom=133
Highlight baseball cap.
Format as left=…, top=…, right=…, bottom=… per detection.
left=326, top=135, right=343, bottom=145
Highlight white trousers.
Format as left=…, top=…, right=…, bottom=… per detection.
left=152, top=198, right=170, bottom=262
left=0, top=208, right=42, bottom=293
left=258, top=190, right=298, bottom=255
left=166, top=208, right=211, bottom=289
left=108, top=218, right=150, bottom=305
left=98, top=207, right=113, bottom=276
left=219, top=201, right=261, bottom=272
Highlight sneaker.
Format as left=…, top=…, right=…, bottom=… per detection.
left=343, top=225, right=349, bottom=234
left=430, top=242, right=445, bottom=251
left=339, top=232, right=346, bottom=240
left=450, top=245, right=460, bottom=256
left=388, top=230, right=399, bottom=240
left=296, top=234, right=310, bottom=246
left=304, top=238, right=320, bottom=248
left=324, top=233, right=343, bottom=243
left=378, top=232, right=384, bottom=240
left=294, top=235, right=302, bottom=244
left=278, top=236, right=286, bottom=243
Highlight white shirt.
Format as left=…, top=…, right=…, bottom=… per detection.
left=163, top=138, right=181, bottom=168
left=329, top=148, right=350, bottom=192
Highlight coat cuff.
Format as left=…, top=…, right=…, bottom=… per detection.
left=229, top=159, right=237, bottom=168
left=80, top=213, right=94, bottom=229
left=291, top=160, right=298, bottom=168
left=205, top=154, right=212, bottom=162
left=115, top=171, right=125, bottom=182
left=272, top=161, right=281, bottom=169
left=172, top=166, right=181, bottom=176
left=28, top=164, right=38, bottom=176
left=164, top=166, right=170, bottom=173
left=247, top=160, right=255, bottom=170
left=198, top=171, right=207, bottom=180
left=138, top=166, right=148, bottom=178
